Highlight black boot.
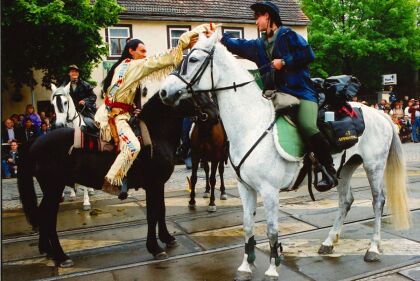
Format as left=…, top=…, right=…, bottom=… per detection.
left=118, top=177, right=128, bottom=200
left=309, top=133, right=338, bottom=191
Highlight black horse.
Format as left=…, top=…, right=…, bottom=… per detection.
left=17, top=92, right=218, bottom=267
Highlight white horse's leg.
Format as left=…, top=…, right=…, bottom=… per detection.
left=82, top=186, right=92, bottom=211
left=236, top=182, right=257, bottom=281
left=363, top=164, right=386, bottom=262
left=260, top=185, right=281, bottom=279
left=88, top=188, right=95, bottom=196
left=68, top=186, right=76, bottom=201
left=319, top=156, right=362, bottom=254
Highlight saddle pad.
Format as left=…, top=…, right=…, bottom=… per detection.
left=273, top=116, right=305, bottom=161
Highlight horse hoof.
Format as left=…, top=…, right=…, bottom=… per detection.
left=59, top=259, right=74, bottom=268
left=207, top=205, right=217, bottom=212
left=318, top=244, right=334, bottom=254
left=166, top=239, right=179, bottom=248
left=154, top=251, right=168, bottom=260
left=88, top=190, right=95, bottom=196
left=364, top=250, right=381, bottom=262
left=203, top=192, right=210, bottom=198
left=83, top=204, right=91, bottom=211
left=188, top=204, right=196, bottom=210
left=263, top=275, right=279, bottom=281
left=234, top=270, right=252, bottom=281
left=118, top=192, right=128, bottom=200
left=220, top=194, right=228, bottom=200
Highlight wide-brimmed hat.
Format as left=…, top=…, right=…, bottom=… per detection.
left=68, top=64, right=80, bottom=71
left=250, top=1, right=282, bottom=25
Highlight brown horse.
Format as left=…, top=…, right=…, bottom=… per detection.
left=188, top=115, right=228, bottom=212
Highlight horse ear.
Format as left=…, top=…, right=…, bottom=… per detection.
left=63, top=82, right=71, bottom=93
left=51, top=83, right=57, bottom=93
left=208, top=27, right=220, bottom=47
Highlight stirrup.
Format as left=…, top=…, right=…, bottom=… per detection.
left=315, top=166, right=337, bottom=192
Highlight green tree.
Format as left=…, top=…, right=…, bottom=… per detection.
left=1, top=0, right=122, bottom=95
left=301, top=0, right=420, bottom=97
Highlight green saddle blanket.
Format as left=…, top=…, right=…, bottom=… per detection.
left=275, top=116, right=305, bottom=158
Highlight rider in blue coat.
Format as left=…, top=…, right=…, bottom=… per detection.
left=220, top=1, right=337, bottom=190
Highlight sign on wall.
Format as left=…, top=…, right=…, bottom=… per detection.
left=382, top=74, right=397, bottom=85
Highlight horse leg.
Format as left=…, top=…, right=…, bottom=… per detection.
left=319, top=156, right=362, bottom=254
left=155, top=182, right=178, bottom=248
left=218, top=160, right=227, bottom=200
left=38, top=197, right=53, bottom=258
left=203, top=160, right=211, bottom=198
left=88, top=187, right=95, bottom=196
left=145, top=188, right=167, bottom=259
left=363, top=164, right=386, bottom=262
left=236, top=182, right=258, bottom=281
left=260, top=186, right=281, bottom=279
left=207, top=161, right=218, bottom=212
left=82, top=186, right=91, bottom=211
left=69, top=186, right=76, bottom=201
left=39, top=180, right=73, bottom=267
left=189, top=152, right=200, bottom=210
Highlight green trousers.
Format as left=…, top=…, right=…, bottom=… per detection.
left=297, top=99, right=320, bottom=139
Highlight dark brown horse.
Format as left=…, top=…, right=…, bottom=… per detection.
left=188, top=114, right=228, bottom=212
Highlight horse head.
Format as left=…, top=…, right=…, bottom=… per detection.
left=160, top=30, right=221, bottom=107
left=50, top=83, right=77, bottom=128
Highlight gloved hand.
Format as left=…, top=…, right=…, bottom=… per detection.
left=178, top=23, right=221, bottom=50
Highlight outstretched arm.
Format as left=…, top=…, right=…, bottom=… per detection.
left=220, top=33, right=258, bottom=62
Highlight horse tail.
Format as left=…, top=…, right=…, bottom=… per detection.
left=17, top=141, right=39, bottom=229
left=384, top=115, right=410, bottom=230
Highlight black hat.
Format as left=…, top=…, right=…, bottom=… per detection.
left=68, top=64, right=80, bottom=71
left=250, top=1, right=282, bottom=26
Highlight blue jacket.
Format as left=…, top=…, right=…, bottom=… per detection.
left=221, top=27, right=317, bottom=102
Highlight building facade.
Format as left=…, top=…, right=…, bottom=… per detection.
left=1, top=0, right=309, bottom=119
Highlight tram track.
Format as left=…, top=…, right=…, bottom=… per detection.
left=3, top=170, right=419, bottom=281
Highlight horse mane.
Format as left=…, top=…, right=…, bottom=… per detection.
left=140, top=92, right=174, bottom=123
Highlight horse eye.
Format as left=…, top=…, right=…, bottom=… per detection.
left=189, top=57, right=199, bottom=63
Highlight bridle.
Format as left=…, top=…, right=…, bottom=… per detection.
left=52, top=91, right=85, bottom=127
left=170, top=45, right=254, bottom=121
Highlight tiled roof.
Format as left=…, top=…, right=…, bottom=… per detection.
left=118, top=0, right=309, bottom=25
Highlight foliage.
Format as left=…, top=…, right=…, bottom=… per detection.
left=301, top=0, right=420, bottom=96
left=1, top=0, right=123, bottom=92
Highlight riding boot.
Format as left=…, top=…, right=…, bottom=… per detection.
left=309, top=132, right=338, bottom=191
left=118, top=177, right=128, bottom=200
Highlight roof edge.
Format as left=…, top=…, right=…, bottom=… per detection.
left=119, top=14, right=310, bottom=26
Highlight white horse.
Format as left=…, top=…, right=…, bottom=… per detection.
left=51, top=83, right=94, bottom=211
left=159, top=32, right=411, bottom=280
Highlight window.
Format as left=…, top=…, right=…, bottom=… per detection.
left=106, top=25, right=132, bottom=58
left=167, top=26, right=191, bottom=52
left=222, top=27, right=244, bottom=39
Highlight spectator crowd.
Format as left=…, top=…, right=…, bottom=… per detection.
left=356, top=94, right=420, bottom=143
left=1, top=104, right=55, bottom=178
left=1, top=93, right=419, bottom=179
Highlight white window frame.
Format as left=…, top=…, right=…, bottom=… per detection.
left=107, top=26, right=131, bottom=58
left=222, top=27, right=244, bottom=39
left=167, top=26, right=191, bottom=49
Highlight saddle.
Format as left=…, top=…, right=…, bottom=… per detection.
left=73, top=114, right=152, bottom=154
left=273, top=75, right=365, bottom=198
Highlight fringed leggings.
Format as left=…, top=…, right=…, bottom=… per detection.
left=105, top=115, right=141, bottom=186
